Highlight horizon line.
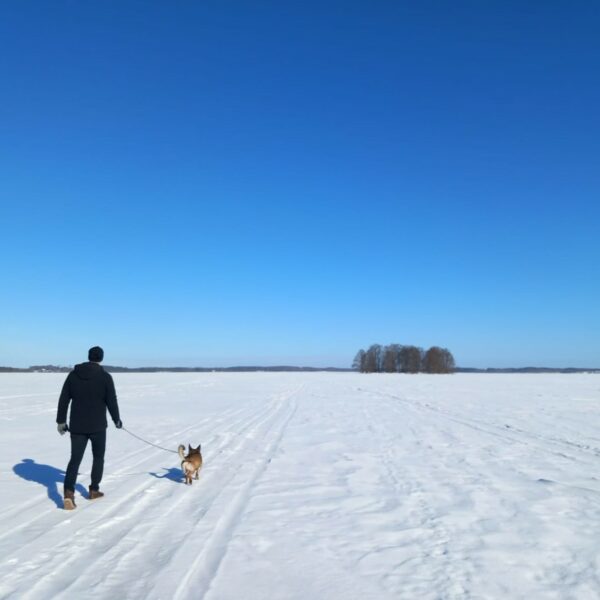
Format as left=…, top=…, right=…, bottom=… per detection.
left=2, top=364, right=600, bottom=373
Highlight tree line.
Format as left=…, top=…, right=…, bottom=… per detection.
left=353, top=344, right=455, bottom=374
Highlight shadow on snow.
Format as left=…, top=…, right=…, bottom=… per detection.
left=149, top=467, right=184, bottom=484
left=13, top=459, right=87, bottom=509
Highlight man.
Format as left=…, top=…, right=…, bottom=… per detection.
left=56, top=346, right=122, bottom=510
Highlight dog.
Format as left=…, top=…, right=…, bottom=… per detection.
left=178, top=444, right=203, bottom=485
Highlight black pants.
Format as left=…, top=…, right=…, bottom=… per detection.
left=64, top=430, right=106, bottom=493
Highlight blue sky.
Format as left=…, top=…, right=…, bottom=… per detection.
left=1, top=2, right=599, bottom=368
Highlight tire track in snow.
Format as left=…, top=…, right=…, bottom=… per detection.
left=0, top=403, right=249, bottom=548
left=0, top=401, right=274, bottom=599
left=0, top=376, right=234, bottom=521
left=374, top=389, right=600, bottom=466
left=0, top=403, right=248, bottom=525
left=2, top=388, right=300, bottom=600
left=170, top=389, right=299, bottom=600
left=69, top=388, right=301, bottom=600
left=61, top=395, right=289, bottom=599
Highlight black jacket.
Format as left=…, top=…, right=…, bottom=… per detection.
left=56, top=362, right=121, bottom=434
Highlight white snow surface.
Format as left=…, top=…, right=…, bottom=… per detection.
left=1, top=372, right=599, bottom=600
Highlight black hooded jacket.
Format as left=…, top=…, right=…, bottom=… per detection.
left=56, top=362, right=121, bottom=434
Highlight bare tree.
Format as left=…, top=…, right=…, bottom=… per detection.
left=423, top=346, right=455, bottom=373
left=352, top=349, right=366, bottom=372
left=398, top=345, right=423, bottom=373
left=353, top=343, right=454, bottom=374
left=363, top=344, right=382, bottom=373
left=382, top=344, right=401, bottom=372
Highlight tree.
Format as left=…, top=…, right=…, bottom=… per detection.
left=382, top=344, right=401, bottom=372
left=398, top=345, right=423, bottom=373
left=352, top=343, right=454, bottom=374
left=363, top=344, right=382, bottom=373
left=352, top=349, right=366, bottom=372
left=422, top=346, right=455, bottom=373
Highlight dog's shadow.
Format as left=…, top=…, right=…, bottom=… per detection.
left=13, top=459, right=87, bottom=509
left=149, top=467, right=184, bottom=484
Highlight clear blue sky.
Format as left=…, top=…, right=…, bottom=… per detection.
left=1, top=2, right=599, bottom=369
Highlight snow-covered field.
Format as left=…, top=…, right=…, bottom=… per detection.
left=1, top=372, right=599, bottom=600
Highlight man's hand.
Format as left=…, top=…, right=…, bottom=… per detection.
left=57, top=423, right=69, bottom=436
left=115, top=420, right=123, bottom=429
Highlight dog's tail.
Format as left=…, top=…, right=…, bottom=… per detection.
left=178, top=444, right=186, bottom=460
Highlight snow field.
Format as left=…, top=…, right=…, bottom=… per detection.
left=0, top=373, right=599, bottom=599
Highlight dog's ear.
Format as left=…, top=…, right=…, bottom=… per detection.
left=188, top=444, right=192, bottom=453
left=196, top=444, right=201, bottom=452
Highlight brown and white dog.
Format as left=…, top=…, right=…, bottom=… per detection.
left=178, top=444, right=203, bottom=485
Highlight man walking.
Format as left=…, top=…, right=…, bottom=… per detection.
left=56, top=346, right=122, bottom=510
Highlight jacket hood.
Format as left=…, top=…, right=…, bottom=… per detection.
left=73, top=361, right=104, bottom=380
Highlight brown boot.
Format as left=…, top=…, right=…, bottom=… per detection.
left=64, top=489, right=76, bottom=510
left=89, top=486, right=104, bottom=500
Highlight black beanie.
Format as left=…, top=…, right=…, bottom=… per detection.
left=88, top=346, right=104, bottom=362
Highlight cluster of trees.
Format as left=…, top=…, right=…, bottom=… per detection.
left=353, top=344, right=455, bottom=374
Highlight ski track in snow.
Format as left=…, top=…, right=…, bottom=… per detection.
left=0, top=402, right=248, bottom=543
left=1, top=373, right=599, bottom=600
left=0, top=385, right=302, bottom=600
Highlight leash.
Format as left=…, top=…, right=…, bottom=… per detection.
left=121, top=426, right=179, bottom=454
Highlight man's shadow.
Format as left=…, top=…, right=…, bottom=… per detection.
left=149, top=467, right=183, bottom=484
left=13, top=459, right=87, bottom=509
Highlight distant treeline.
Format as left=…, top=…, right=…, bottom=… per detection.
left=102, top=366, right=350, bottom=373
left=0, top=365, right=71, bottom=373
left=2, top=364, right=598, bottom=375
left=0, top=365, right=351, bottom=373
left=353, top=344, right=455, bottom=374
left=456, top=367, right=600, bottom=374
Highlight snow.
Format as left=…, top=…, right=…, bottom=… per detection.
left=1, top=372, right=599, bottom=599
